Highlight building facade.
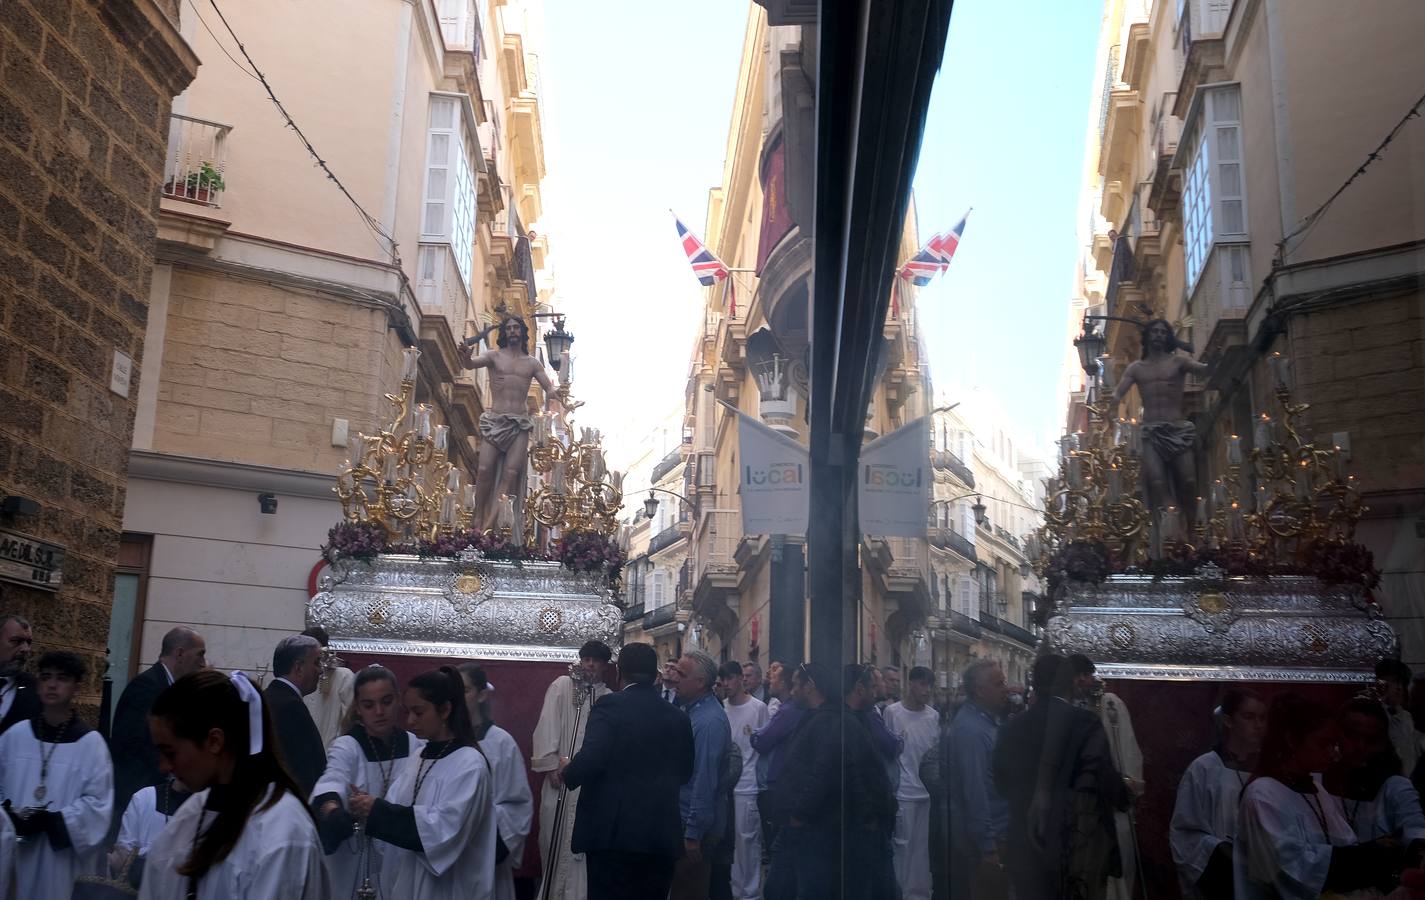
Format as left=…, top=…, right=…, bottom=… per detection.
left=0, top=0, right=197, bottom=704
left=644, top=6, right=1043, bottom=686
left=115, top=0, right=556, bottom=686
left=1068, top=0, right=1425, bottom=663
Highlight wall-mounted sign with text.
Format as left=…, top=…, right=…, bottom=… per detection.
left=0, top=529, right=65, bottom=592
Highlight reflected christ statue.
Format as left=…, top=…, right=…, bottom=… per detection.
left=1111, top=318, right=1211, bottom=531
left=459, top=316, right=562, bottom=532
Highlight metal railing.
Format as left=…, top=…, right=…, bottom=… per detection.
left=651, top=447, right=685, bottom=483
left=162, top=114, right=231, bottom=208
left=692, top=510, right=739, bottom=583
left=623, top=603, right=645, bottom=623
left=648, top=523, right=685, bottom=556
left=930, top=449, right=975, bottom=488
left=928, top=526, right=977, bottom=562
left=950, top=610, right=981, bottom=638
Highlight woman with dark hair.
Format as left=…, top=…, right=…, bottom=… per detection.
left=459, top=663, right=534, bottom=900
left=137, top=669, right=327, bottom=898
left=1235, top=693, right=1401, bottom=899
left=348, top=665, right=496, bottom=900
left=310, top=665, right=422, bottom=899
left=1325, top=697, right=1425, bottom=854
left=1170, top=686, right=1267, bottom=898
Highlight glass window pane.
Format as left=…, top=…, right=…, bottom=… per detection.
left=1217, top=125, right=1239, bottom=161
left=1213, top=86, right=1240, bottom=121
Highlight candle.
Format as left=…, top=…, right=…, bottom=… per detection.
left=1195, top=496, right=1209, bottom=528
left=400, top=347, right=421, bottom=383
left=1098, top=355, right=1115, bottom=392
left=348, top=433, right=368, bottom=467
left=1332, top=431, right=1351, bottom=460
left=439, top=491, right=456, bottom=526
left=1254, top=414, right=1272, bottom=451
left=1268, top=352, right=1290, bottom=389
left=1108, top=466, right=1122, bottom=502
left=1067, top=455, right=1084, bottom=490
left=463, top=484, right=477, bottom=510
left=1332, top=447, right=1346, bottom=481
left=1295, top=460, right=1312, bottom=500
left=446, top=468, right=462, bottom=492
left=1228, top=503, right=1245, bottom=541
left=559, top=351, right=571, bottom=385
left=1127, top=420, right=1142, bottom=455
left=610, top=470, right=625, bottom=492
left=1212, top=479, right=1227, bottom=508
left=1226, top=435, right=1242, bottom=466
left=1255, top=484, right=1269, bottom=512
left=432, top=424, right=449, bottom=454
left=382, top=452, right=398, bottom=484
left=1113, top=419, right=1126, bottom=447
left=551, top=461, right=567, bottom=492
left=1162, top=506, right=1184, bottom=543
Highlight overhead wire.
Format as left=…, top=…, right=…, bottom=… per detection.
left=204, top=0, right=402, bottom=266
left=1275, top=87, right=1425, bottom=266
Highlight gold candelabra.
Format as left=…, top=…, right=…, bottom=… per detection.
left=527, top=414, right=623, bottom=540
left=333, top=348, right=471, bottom=542
left=1035, top=351, right=1363, bottom=573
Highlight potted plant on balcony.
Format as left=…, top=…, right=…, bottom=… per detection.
left=164, top=161, right=225, bottom=205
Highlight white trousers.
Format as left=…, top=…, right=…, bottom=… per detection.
left=892, top=797, right=932, bottom=900
left=732, top=792, right=763, bottom=899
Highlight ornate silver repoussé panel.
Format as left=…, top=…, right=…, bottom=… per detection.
left=1041, top=570, right=1397, bottom=682
left=308, top=552, right=624, bottom=662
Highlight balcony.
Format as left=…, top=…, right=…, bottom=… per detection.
left=415, top=242, right=472, bottom=334
left=643, top=604, right=677, bottom=631
left=993, top=526, right=1021, bottom=551
left=690, top=511, right=741, bottom=633
left=651, top=447, right=685, bottom=483
left=930, top=448, right=974, bottom=488
left=1104, top=233, right=1137, bottom=319
left=648, top=522, right=686, bottom=556
left=980, top=613, right=1039, bottom=649
left=623, top=603, right=645, bottom=623
left=949, top=610, right=981, bottom=639
left=1098, top=88, right=1141, bottom=180
left=162, top=114, right=230, bottom=209
left=436, top=0, right=478, bottom=51
left=928, top=526, right=977, bottom=563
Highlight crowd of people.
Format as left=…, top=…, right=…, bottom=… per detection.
left=5, top=608, right=1425, bottom=899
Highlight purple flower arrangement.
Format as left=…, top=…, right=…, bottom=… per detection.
left=322, top=521, right=624, bottom=581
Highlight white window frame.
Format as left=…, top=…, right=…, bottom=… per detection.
left=651, top=569, right=666, bottom=607
left=422, top=94, right=478, bottom=293
left=1182, top=83, right=1247, bottom=292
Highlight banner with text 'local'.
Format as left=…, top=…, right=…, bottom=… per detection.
left=859, top=416, right=930, bottom=538
left=722, top=401, right=809, bottom=536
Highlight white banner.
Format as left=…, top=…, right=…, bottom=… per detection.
left=724, top=401, right=809, bottom=536
left=859, top=416, right=931, bottom=538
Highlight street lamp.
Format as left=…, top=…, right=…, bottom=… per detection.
left=972, top=496, right=988, bottom=528
left=1074, top=320, right=1107, bottom=376
left=542, top=315, right=574, bottom=371
left=642, top=486, right=695, bottom=519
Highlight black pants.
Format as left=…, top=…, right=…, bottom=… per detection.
left=586, top=851, right=676, bottom=900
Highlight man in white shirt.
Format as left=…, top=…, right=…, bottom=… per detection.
left=883, top=665, right=939, bottom=900
left=719, top=660, right=769, bottom=900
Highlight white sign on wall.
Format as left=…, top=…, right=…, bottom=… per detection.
left=724, top=401, right=809, bottom=537
left=859, top=416, right=931, bottom=538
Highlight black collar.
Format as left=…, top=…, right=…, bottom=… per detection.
left=30, top=713, right=89, bottom=743
left=473, top=720, right=493, bottom=742
left=420, top=738, right=463, bottom=759
left=346, top=724, right=412, bottom=761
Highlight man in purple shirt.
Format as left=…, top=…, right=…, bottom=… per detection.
left=751, top=662, right=803, bottom=897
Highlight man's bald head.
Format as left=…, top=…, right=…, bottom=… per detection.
left=159, top=627, right=207, bottom=678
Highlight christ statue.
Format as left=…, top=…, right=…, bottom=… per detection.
left=459, top=316, right=563, bottom=533
left=1111, top=318, right=1211, bottom=532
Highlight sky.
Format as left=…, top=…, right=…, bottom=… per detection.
left=537, top=0, right=1102, bottom=467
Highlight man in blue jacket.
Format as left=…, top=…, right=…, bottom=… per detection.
left=671, top=650, right=732, bottom=899
left=562, top=642, right=695, bottom=900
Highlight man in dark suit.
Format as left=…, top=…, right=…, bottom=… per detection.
left=264, top=633, right=326, bottom=797
left=110, top=626, right=207, bottom=822
left=992, top=653, right=1128, bottom=900
left=562, top=641, right=695, bottom=900
left=0, top=614, right=37, bottom=736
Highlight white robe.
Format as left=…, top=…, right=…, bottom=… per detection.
left=1098, top=693, right=1143, bottom=900
left=304, top=665, right=356, bottom=749
left=311, top=729, right=422, bottom=899
left=0, top=808, right=14, bottom=900
left=531, top=675, right=608, bottom=900
left=0, top=720, right=113, bottom=900
left=1235, top=775, right=1357, bottom=900
left=1332, top=774, right=1425, bottom=845
left=116, top=783, right=187, bottom=858
left=138, top=786, right=327, bottom=899
left=479, top=724, right=534, bottom=900
left=380, top=745, right=498, bottom=900
left=1170, top=750, right=1251, bottom=899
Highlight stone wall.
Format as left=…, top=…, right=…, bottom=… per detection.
left=0, top=0, right=195, bottom=689
left=151, top=268, right=399, bottom=472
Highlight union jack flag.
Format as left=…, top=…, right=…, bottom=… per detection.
left=898, top=210, right=969, bottom=286
left=673, top=214, right=729, bottom=287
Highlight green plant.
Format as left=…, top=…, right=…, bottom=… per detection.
left=184, top=161, right=225, bottom=193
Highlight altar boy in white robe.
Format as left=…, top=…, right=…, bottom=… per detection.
left=139, top=669, right=328, bottom=899
left=461, top=663, right=535, bottom=900
left=1170, top=687, right=1267, bottom=899
left=311, top=664, right=422, bottom=899
left=533, top=640, right=612, bottom=900
left=0, top=650, right=113, bottom=900
left=350, top=666, right=498, bottom=900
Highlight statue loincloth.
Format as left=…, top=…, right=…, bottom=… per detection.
left=1141, top=421, right=1195, bottom=461
left=479, top=411, right=534, bottom=452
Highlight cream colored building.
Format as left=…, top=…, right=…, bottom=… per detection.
left=115, top=0, right=557, bottom=684
left=1067, top=0, right=1425, bottom=661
